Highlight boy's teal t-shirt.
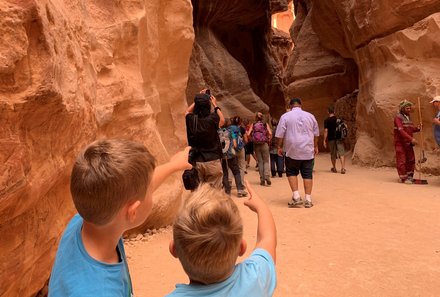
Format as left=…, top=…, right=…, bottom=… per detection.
left=166, top=248, right=277, bottom=297
left=48, top=214, right=133, bottom=297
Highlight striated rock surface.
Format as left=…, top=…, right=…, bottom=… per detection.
left=286, top=0, right=440, bottom=172
left=284, top=0, right=359, bottom=125
left=270, top=28, right=293, bottom=97
left=186, top=0, right=289, bottom=120
left=0, top=0, right=194, bottom=296
left=353, top=12, right=440, bottom=172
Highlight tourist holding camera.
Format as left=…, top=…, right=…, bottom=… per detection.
left=185, top=89, right=225, bottom=189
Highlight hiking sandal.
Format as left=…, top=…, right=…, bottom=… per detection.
left=341, top=168, right=346, bottom=174
left=331, top=167, right=337, bottom=173
left=304, top=200, right=314, bottom=208
left=288, top=198, right=303, bottom=208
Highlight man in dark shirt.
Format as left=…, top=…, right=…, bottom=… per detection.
left=186, top=91, right=225, bottom=188
left=323, top=106, right=346, bottom=174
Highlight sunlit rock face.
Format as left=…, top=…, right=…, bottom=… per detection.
left=286, top=0, right=440, bottom=172
left=186, top=0, right=288, bottom=120
left=271, top=0, right=294, bottom=34
left=353, top=13, right=440, bottom=171
left=0, top=1, right=194, bottom=296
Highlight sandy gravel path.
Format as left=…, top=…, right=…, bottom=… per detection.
left=126, top=153, right=440, bottom=297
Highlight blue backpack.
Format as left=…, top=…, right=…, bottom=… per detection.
left=230, top=125, right=244, bottom=151
left=236, top=134, right=245, bottom=151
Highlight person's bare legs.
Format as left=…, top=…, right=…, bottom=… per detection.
left=303, top=178, right=313, bottom=195
left=340, top=155, right=346, bottom=171
left=331, top=158, right=336, bottom=170
left=287, top=175, right=299, bottom=192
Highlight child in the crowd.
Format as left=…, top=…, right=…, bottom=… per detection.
left=49, top=139, right=191, bottom=296
left=167, top=181, right=277, bottom=296
left=230, top=116, right=247, bottom=183
left=218, top=118, right=248, bottom=197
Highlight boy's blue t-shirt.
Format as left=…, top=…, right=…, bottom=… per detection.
left=166, top=248, right=276, bottom=297
left=48, top=214, right=132, bottom=297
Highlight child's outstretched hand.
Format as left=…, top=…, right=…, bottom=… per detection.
left=243, top=180, right=264, bottom=213
left=170, top=146, right=192, bottom=171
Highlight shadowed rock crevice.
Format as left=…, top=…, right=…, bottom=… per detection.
left=284, top=0, right=359, bottom=128
left=187, top=0, right=288, bottom=119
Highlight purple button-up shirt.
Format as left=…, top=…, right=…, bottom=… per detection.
left=275, top=107, right=319, bottom=160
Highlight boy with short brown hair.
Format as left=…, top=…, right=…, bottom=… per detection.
left=167, top=181, right=277, bottom=296
left=49, top=139, right=191, bottom=296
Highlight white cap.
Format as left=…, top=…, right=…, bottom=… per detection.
left=430, top=95, right=440, bottom=103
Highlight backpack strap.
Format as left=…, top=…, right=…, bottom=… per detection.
left=193, top=114, right=198, bottom=131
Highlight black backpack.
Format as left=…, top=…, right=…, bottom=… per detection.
left=335, top=118, right=348, bottom=140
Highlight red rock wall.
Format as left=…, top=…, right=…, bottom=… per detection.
left=286, top=0, right=440, bottom=172
left=0, top=0, right=194, bottom=296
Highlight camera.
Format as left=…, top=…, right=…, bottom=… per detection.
left=205, top=89, right=211, bottom=95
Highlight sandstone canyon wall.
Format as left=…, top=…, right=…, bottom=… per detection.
left=0, top=1, right=194, bottom=296
left=286, top=0, right=440, bottom=172
left=186, top=0, right=292, bottom=120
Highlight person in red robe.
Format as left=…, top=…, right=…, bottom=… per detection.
left=393, top=100, right=421, bottom=183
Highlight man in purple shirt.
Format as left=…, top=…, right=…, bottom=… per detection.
left=275, top=98, right=319, bottom=208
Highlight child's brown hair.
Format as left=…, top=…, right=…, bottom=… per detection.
left=173, top=184, right=243, bottom=284
left=70, top=139, right=156, bottom=225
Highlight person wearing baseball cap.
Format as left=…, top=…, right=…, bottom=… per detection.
left=393, top=100, right=421, bottom=184
left=430, top=95, right=440, bottom=147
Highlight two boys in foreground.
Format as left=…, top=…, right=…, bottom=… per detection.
left=49, top=139, right=277, bottom=297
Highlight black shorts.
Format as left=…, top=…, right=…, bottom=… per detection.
left=285, top=157, right=314, bottom=179
left=244, top=142, right=254, bottom=155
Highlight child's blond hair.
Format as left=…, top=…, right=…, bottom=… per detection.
left=70, top=139, right=156, bottom=225
left=173, top=184, right=243, bottom=284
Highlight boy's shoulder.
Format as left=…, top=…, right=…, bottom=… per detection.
left=57, top=214, right=83, bottom=245
left=167, top=249, right=276, bottom=297
left=49, top=215, right=131, bottom=297
left=240, top=248, right=275, bottom=274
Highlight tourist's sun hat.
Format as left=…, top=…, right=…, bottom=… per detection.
left=429, top=95, right=440, bottom=103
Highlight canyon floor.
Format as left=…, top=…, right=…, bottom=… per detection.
left=126, top=153, right=440, bottom=297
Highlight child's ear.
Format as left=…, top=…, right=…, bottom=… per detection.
left=169, top=240, right=178, bottom=258
left=239, top=239, right=247, bottom=256
left=126, top=200, right=141, bottom=223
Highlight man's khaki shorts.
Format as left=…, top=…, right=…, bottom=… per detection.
left=328, top=140, right=345, bottom=160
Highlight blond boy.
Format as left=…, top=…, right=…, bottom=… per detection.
left=49, top=139, right=191, bottom=296
left=167, top=181, right=277, bottom=296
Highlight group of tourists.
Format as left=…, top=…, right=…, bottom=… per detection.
left=185, top=89, right=287, bottom=198
left=185, top=90, right=440, bottom=206
left=47, top=90, right=440, bottom=297
left=184, top=90, right=351, bottom=207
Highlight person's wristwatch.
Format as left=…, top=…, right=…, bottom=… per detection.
left=214, top=106, right=221, bottom=112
